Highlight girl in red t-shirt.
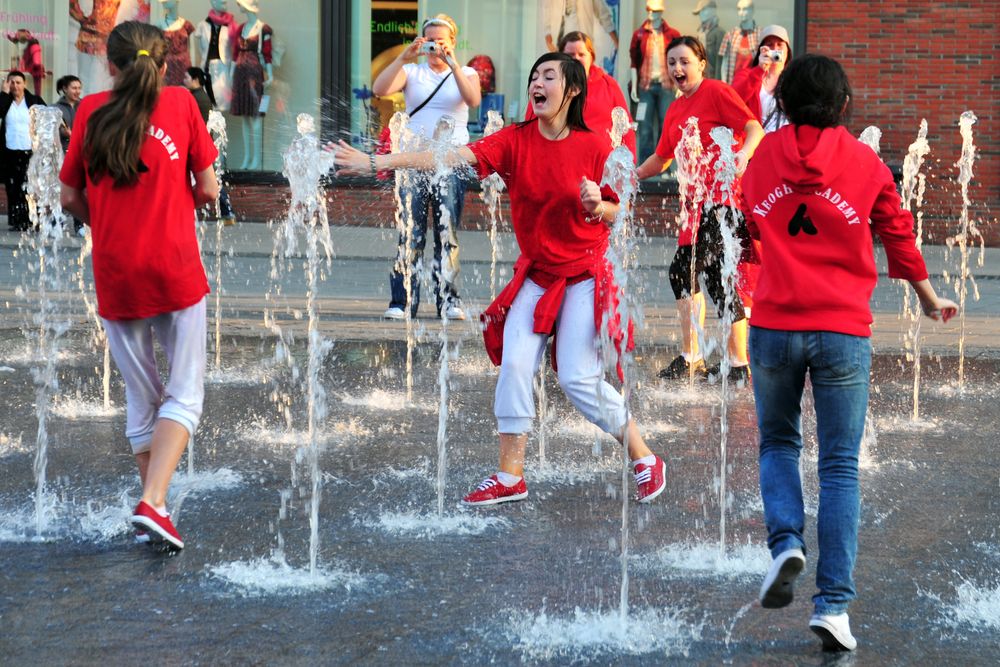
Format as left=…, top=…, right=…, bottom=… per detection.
left=334, top=53, right=668, bottom=507
left=60, top=21, right=220, bottom=551
left=636, top=36, right=764, bottom=383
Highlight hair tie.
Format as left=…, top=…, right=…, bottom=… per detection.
left=136, top=49, right=150, bottom=57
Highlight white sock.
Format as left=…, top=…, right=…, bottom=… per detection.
left=682, top=352, right=703, bottom=362
left=730, top=360, right=749, bottom=368
left=496, top=471, right=522, bottom=487
left=632, top=455, right=656, bottom=468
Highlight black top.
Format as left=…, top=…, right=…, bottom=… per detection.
left=190, top=87, right=213, bottom=124
left=0, top=90, right=46, bottom=152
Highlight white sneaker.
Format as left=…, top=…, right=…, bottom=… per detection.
left=759, top=547, right=806, bottom=608
left=809, top=613, right=857, bottom=651
left=383, top=307, right=405, bottom=320
left=444, top=305, right=466, bottom=320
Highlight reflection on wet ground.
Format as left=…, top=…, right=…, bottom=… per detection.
left=1, top=334, right=997, bottom=664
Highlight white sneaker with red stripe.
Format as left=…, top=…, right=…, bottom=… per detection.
left=634, top=455, right=667, bottom=503
left=461, top=475, right=528, bottom=506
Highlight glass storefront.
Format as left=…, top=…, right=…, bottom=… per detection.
left=2, top=0, right=322, bottom=172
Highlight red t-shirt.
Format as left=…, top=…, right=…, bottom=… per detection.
left=741, top=124, right=928, bottom=337
left=655, top=78, right=755, bottom=245
left=61, top=87, right=217, bottom=320
left=524, top=66, right=637, bottom=159
left=469, top=120, right=617, bottom=270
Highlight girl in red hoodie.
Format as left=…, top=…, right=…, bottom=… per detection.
left=636, top=36, right=765, bottom=383
left=333, top=53, right=667, bottom=507
left=740, top=54, right=957, bottom=652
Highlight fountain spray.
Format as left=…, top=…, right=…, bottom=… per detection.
left=207, top=109, right=229, bottom=372
left=953, top=111, right=979, bottom=390
left=25, top=106, right=71, bottom=535
left=900, top=120, right=930, bottom=420
left=479, top=110, right=506, bottom=300
left=387, top=112, right=418, bottom=403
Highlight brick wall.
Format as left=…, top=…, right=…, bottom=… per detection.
left=807, top=0, right=998, bottom=246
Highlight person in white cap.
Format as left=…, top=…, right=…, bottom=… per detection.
left=732, top=24, right=792, bottom=133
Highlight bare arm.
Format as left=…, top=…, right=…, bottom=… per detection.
left=736, top=119, right=765, bottom=173
left=636, top=152, right=671, bottom=180
left=372, top=39, right=423, bottom=96
left=60, top=184, right=89, bottom=225
left=910, top=278, right=959, bottom=322
left=192, top=166, right=220, bottom=207
left=330, top=139, right=477, bottom=176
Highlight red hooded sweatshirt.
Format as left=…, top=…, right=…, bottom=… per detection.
left=740, top=124, right=928, bottom=337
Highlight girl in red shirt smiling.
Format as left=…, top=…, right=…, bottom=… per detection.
left=636, top=36, right=764, bottom=383
left=333, top=53, right=667, bottom=506
left=60, top=22, right=220, bottom=550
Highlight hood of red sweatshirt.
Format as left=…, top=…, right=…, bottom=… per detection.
left=777, top=125, right=858, bottom=193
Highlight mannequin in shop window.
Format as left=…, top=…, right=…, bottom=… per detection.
left=158, top=0, right=196, bottom=86
left=693, top=0, right=725, bottom=79
left=229, top=0, right=273, bottom=170
left=5, top=30, right=45, bottom=97
left=718, top=0, right=760, bottom=84
left=195, top=0, right=236, bottom=111
left=628, top=0, right=680, bottom=165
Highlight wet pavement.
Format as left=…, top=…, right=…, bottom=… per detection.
left=0, top=223, right=998, bottom=665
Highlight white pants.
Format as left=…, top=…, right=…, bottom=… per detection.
left=495, top=279, right=627, bottom=435
left=102, top=299, right=207, bottom=454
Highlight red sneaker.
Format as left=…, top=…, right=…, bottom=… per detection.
left=130, top=501, right=184, bottom=550
left=462, top=475, right=528, bottom=506
left=634, top=456, right=667, bottom=503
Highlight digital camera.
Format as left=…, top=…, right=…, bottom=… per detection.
left=768, top=49, right=782, bottom=62
left=420, top=41, right=439, bottom=55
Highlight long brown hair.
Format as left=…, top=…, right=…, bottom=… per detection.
left=84, top=21, right=167, bottom=186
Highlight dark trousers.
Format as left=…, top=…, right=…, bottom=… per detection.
left=3, top=149, right=32, bottom=231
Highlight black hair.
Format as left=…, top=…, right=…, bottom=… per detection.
left=56, top=75, right=81, bottom=94
left=666, top=36, right=708, bottom=64
left=6, top=70, right=25, bottom=82
left=184, top=66, right=217, bottom=107
left=522, top=52, right=589, bottom=132
left=776, top=54, right=852, bottom=128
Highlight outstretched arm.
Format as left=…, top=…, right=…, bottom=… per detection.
left=330, top=139, right=477, bottom=177
left=910, top=279, right=958, bottom=322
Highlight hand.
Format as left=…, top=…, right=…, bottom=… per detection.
left=734, top=149, right=749, bottom=175
left=579, top=177, right=604, bottom=220
left=440, top=41, right=458, bottom=68
left=1, top=79, right=8, bottom=95
left=401, top=37, right=426, bottom=61
left=630, top=83, right=639, bottom=104
left=758, top=46, right=774, bottom=70
left=923, top=297, right=959, bottom=323
left=329, top=139, right=374, bottom=177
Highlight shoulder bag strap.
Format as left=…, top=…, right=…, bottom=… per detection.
left=407, top=71, right=453, bottom=117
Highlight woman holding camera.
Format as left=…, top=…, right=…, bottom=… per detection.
left=732, top=24, right=791, bottom=133
left=372, top=14, right=480, bottom=321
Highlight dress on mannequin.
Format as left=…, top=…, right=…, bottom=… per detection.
left=196, top=2, right=236, bottom=111
left=69, top=0, right=121, bottom=93
left=163, top=18, right=196, bottom=86
left=230, top=0, right=273, bottom=170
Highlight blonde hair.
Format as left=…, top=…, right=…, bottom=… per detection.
left=422, top=13, right=458, bottom=42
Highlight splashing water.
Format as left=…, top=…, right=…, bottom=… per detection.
left=479, top=110, right=506, bottom=299
left=857, top=126, right=884, bottom=462
left=900, top=120, right=931, bottom=421
left=279, top=113, right=335, bottom=575
left=208, top=551, right=369, bottom=597
left=388, top=112, right=419, bottom=402
left=858, top=126, right=882, bottom=154
left=951, top=111, right=980, bottom=390
left=600, top=105, right=642, bottom=620
left=25, top=106, right=72, bottom=537
left=674, top=118, right=710, bottom=386
left=709, top=125, right=743, bottom=558
left=208, top=110, right=230, bottom=374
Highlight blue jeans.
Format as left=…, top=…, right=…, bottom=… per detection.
left=637, top=81, right=673, bottom=164
left=749, top=327, right=872, bottom=615
left=388, top=171, right=465, bottom=315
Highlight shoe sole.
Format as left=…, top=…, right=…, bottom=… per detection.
left=131, top=515, right=184, bottom=550
left=637, top=460, right=667, bottom=504
left=461, top=491, right=528, bottom=507
left=760, top=552, right=805, bottom=608
left=809, top=621, right=856, bottom=651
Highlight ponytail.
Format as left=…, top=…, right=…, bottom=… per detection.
left=84, top=21, right=168, bottom=186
